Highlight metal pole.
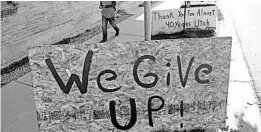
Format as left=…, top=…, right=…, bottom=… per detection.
left=144, top=1, right=151, bottom=41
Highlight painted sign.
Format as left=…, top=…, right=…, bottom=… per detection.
left=181, top=1, right=218, bottom=6
left=152, top=6, right=218, bottom=35
left=29, top=37, right=231, bottom=132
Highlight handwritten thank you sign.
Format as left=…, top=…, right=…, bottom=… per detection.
left=29, top=37, right=231, bottom=131
left=152, top=6, right=218, bottom=35
left=181, top=1, right=218, bottom=6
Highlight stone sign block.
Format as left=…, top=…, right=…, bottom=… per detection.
left=152, top=6, right=218, bottom=35
left=29, top=37, right=232, bottom=131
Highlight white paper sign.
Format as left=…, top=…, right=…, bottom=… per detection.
left=152, top=6, right=218, bottom=35
left=188, top=1, right=217, bottom=5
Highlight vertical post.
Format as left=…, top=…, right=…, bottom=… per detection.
left=144, top=1, right=151, bottom=41
left=183, top=1, right=187, bottom=31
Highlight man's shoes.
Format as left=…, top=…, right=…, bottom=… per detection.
left=100, top=39, right=107, bottom=43
left=115, top=30, right=119, bottom=36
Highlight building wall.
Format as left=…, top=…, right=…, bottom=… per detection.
left=1, top=1, right=142, bottom=67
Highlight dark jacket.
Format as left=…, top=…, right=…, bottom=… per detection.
left=100, top=1, right=116, bottom=11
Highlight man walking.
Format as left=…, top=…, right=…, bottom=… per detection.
left=99, top=1, right=120, bottom=43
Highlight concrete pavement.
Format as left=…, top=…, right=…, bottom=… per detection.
left=218, top=2, right=261, bottom=131
left=2, top=1, right=261, bottom=132
left=224, top=0, right=261, bottom=106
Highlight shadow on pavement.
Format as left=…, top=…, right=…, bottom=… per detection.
left=231, top=112, right=258, bottom=132
left=152, top=112, right=258, bottom=132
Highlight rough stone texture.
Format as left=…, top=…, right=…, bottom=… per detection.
left=1, top=1, right=142, bottom=67
left=28, top=37, right=232, bottom=131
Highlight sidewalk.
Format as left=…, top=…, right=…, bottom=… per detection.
left=218, top=1, right=261, bottom=131
left=2, top=1, right=261, bottom=132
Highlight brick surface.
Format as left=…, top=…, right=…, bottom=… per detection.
left=1, top=1, right=142, bottom=67
left=1, top=2, right=100, bottom=46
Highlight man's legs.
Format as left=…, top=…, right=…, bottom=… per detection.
left=108, top=17, right=120, bottom=36
left=101, top=16, right=108, bottom=43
